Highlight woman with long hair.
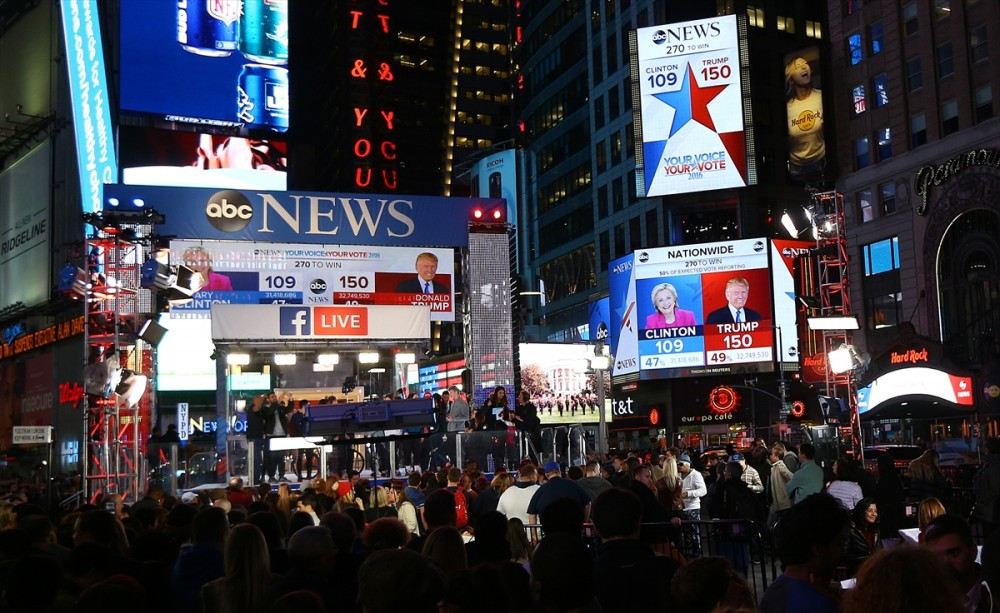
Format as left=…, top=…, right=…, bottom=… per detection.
left=200, top=523, right=272, bottom=613
left=506, top=517, right=532, bottom=570
left=845, top=497, right=882, bottom=576
left=366, top=486, right=399, bottom=523
left=655, top=456, right=684, bottom=512
left=275, top=482, right=294, bottom=524
left=918, top=497, right=947, bottom=535
left=391, top=482, right=421, bottom=536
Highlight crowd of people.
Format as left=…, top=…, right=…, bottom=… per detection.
left=3, top=435, right=1000, bottom=612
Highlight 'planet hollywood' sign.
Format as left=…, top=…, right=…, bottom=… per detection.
left=915, top=148, right=1000, bottom=215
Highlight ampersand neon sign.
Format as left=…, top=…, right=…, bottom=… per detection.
left=350, top=59, right=367, bottom=78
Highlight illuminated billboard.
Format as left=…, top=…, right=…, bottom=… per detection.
left=519, top=343, right=601, bottom=424
left=119, top=126, right=286, bottom=190
left=632, top=15, right=753, bottom=197
left=470, top=150, right=519, bottom=227
left=770, top=239, right=813, bottom=366
left=783, top=47, right=826, bottom=181
left=857, top=367, right=974, bottom=416
left=633, top=238, right=774, bottom=379
left=0, top=142, right=51, bottom=311
left=120, top=1, right=289, bottom=132
left=169, top=240, right=456, bottom=321
left=609, top=254, right=639, bottom=377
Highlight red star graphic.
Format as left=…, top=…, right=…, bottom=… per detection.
left=688, top=65, right=728, bottom=132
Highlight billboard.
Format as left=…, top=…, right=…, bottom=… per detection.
left=770, top=239, right=813, bottom=365
left=0, top=142, right=51, bottom=311
left=633, top=15, right=752, bottom=197
left=633, top=238, right=774, bottom=379
left=784, top=47, right=826, bottom=181
left=519, top=343, right=601, bottom=424
left=417, top=359, right=466, bottom=395
left=587, top=296, right=610, bottom=342
left=857, top=367, right=974, bottom=416
left=60, top=0, right=117, bottom=213
left=120, top=1, right=289, bottom=132
left=119, top=126, right=287, bottom=190
left=103, top=184, right=504, bottom=249
left=169, top=240, right=456, bottom=321
left=608, top=254, right=639, bottom=377
left=470, top=150, right=518, bottom=227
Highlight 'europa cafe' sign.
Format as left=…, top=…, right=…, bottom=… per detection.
left=915, top=148, right=1000, bottom=215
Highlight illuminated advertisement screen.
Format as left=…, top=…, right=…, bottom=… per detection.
left=417, top=359, right=466, bottom=395
left=519, top=343, right=601, bottom=424
left=857, top=367, right=974, bottom=415
left=633, top=15, right=751, bottom=197
left=470, top=150, right=518, bottom=227
left=770, top=239, right=813, bottom=365
left=170, top=240, right=456, bottom=321
left=634, top=238, right=774, bottom=379
left=119, top=126, right=286, bottom=190
left=120, top=1, right=289, bottom=132
left=587, top=296, right=610, bottom=343
left=0, top=142, right=51, bottom=310
left=784, top=47, right=826, bottom=181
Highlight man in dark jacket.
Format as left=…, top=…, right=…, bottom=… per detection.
left=245, top=394, right=266, bottom=483
left=707, top=461, right=760, bottom=576
left=261, top=392, right=291, bottom=482
left=592, top=487, right=679, bottom=612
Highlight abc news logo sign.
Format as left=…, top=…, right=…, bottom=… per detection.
left=205, top=190, right=253, bottom=232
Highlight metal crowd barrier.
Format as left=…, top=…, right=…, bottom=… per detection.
left=520, top=519, right=777, bottom=600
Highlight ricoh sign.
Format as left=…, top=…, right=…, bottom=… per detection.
left=103, top=184, right=504, bottom=248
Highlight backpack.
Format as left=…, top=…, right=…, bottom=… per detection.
left=451, top=487, right=469, bottom=527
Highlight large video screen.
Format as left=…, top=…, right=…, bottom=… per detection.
left=519, top=343, right=601, bottom=424
left=633, top=238, right=774, bottom=379
left=169, top=240, right=456, bottom=321
left=119, top=126, right=286, bottom=190
left=632, top=15, right=752, bottom=197
left=120, top=1, right=289, bottom=132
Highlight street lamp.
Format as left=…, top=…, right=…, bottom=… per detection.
left=589, top=348, right=611, bottom=454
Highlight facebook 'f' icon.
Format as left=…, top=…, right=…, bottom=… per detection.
left=279, top=307, right=311, bottom=336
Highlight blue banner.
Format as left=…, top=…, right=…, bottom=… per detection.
left=60, top=0, right=117, bottom=214
left=608, top=254, right=638, bottom=376
left=587, top=296, right=610, bottom=342
left=103, top=184, right=503, bottom=248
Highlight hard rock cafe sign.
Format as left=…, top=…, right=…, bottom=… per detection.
left=804, top=353, right=826, bottom=378
left=914, top=148, right=1000, bottom=215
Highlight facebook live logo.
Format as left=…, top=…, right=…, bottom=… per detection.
left=280, top=307, right=369, bottom=336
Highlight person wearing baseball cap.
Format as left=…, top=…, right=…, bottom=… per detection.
left=731, top=453, right=764, bottom=494
left=526, top=461, right=592, bottom=523
left=678, top=453, right=707, bottom=558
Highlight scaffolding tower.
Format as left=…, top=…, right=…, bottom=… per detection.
left=810, top=191, right=863, bottom=458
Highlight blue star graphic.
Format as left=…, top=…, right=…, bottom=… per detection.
left=651, top=67, right=692, bottom=138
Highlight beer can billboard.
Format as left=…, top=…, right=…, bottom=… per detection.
left=120, top=1, right=289, bottom=132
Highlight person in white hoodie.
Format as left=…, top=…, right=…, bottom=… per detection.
left=826, top=458, right=864, bottom=511
left=678, top=454, right=707, bottom=557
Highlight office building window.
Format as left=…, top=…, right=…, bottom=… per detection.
left=805, top=20, right=822, bottom=38
left=592, top=47, right=603, bottom=81
left=941, top=99, right=959, bottom=135
left=911, top=113, right=927, bottom=148
left=599, top=231, right=610, bottom=271
left=863, top=237, right=901, bottom=275
left=613, top=224, right=625, bottom=259
left=598, top=185, right=608, bottom=217
left=846, top=0, right=862, bottom=15
left=873, top=73, right=889, bottom=107
left=903, top=3, right=919, bottom=36
left=852, top=84, right=867, bottom=115
left=934, top=0, right=950, bottom=20
left=612, top=177, right=623, bottom=211
left=611, top=132, right=622, bottom=164
left=905, top=57, right=922, bottom=92
left=629, top=216, right=641, bottom=251
left=876, top=128, right=892, bottom=161
left=596, top=141, right=607, bottom=172
left=975, top=85, right=994, bottom=123
left=870, top=21, right=884, bottom=55
left=855, top=137, right=870, bottom=169
left=609, top=86, right=619, bottom=118
left=880, top=182, right=896, bottom=215
left=646, top=210, right=658, bottom=247
left=849, top=33, right=864, bottom=65
left=937, top=42, right=954, bottom=78
left=970, top=25, right=989, bottom=63
left=747, top=4, right=765, bottom=28
left=777, top=15, right=795, bottom=33
left=859, top=189, right=874, bottom=223
left=607, top=32, right=617, bottom=69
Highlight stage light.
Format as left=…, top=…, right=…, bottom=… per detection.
left=317, top=353, right=339, bottom=365
left=358, top=351, right=380, bottom=364
left=473, top=209, right=484, bottom=220
left=313, top=363, right=335, bottom=372
left=274, top=353, right=296, bottom=366
left=138, top=318, right=169, bottom=346
left=395, top=352, right=416, bottom=364
left=828, top=345, right=869, bottom=374
left=227, top=353, right=251, bottom=366
left=115, top=370, right=148, bottom=408
left=492, top=209, right=503, bottom=220
left=589, top=356, right=611, bottom=370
